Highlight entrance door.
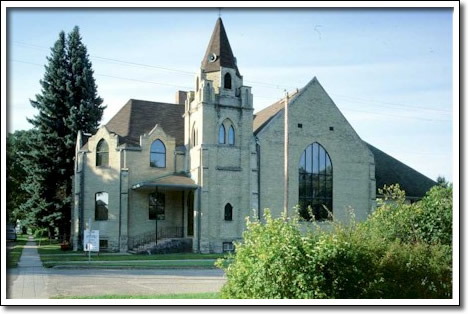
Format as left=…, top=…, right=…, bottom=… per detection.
left=187, top=191, right=194, bottom=236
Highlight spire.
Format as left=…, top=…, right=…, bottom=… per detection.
left=201, top=18, right=240, bottom=76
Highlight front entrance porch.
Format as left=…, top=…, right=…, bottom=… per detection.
left=128, top=174, right=197, bottom=253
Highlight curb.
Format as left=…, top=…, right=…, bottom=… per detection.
left=49, top=265, right=220, bottom=270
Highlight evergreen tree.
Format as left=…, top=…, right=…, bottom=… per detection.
left=6, top=130, right=32, bottom=225
left=22, top=27, right=105, bottom=238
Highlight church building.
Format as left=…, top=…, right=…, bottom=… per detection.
left=71, top=18, right=436, bottom=253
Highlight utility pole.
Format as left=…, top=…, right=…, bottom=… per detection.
left=283, top=91, right=290, bottom=217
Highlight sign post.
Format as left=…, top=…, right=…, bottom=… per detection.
left=84, top=218, right=99, bottom=263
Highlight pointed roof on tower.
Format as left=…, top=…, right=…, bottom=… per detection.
left=201, top=18, right=240, bottom=76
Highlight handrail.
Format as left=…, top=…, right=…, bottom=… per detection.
left=127, top=226, right=184, bottom=250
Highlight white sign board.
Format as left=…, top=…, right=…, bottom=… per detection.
left=84, top=230, right=99, bottom=252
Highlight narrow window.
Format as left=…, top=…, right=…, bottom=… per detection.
left=219, top=125, right=226, bottom=144
left=96, top=139, right=109, bottom=167
left=192, top=127, right=197, bottom=147
left=224, top=73, right=232, bottom=89
left=149, top=192, right=165, bottom=220
left=95, top=192, right=109, bottom=221
left=196, top=77, right=199, bottom=91
left=228, top=126, right=235, bottom=145
left=150, top=139, right=166, bottom=168
left=224, top=203, right=233, bottom=221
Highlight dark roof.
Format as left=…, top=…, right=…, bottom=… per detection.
left=367, top=143, right=436, bottom=198
left=132, top=174, right=197, bottom=191
left=201, top=18, right=240, bottom=76
left=253, top=89, right=301, bottom=135
left=105, top=99, right=185, bottom=147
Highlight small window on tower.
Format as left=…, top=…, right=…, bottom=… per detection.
left=224, top=73, right=232, bottom=89
left=219, top=125, right=226, bottom=144
left=228, top=126, right=235, bottom=145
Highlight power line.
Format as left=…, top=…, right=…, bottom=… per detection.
left=340, top=107, right=451, bottom=122
left=331, top=93, right=451, bottom=114
left=10, top=58, right=451, bottom=123
left=12, top=40, right=451, bottom=116
left=96, top=74, right=192, bottom=89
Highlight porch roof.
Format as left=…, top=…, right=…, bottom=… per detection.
left=131, top=174, right=198, bottom=191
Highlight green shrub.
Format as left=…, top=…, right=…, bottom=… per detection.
left=33, top=228, right=48, bottom=238
left=217, top=185, right=452, bottom=299
left=365, top=184, right=452, bottom=245
left=216, top=212, right=312, bottom=299
left=368, top=240, right=452, bottom=299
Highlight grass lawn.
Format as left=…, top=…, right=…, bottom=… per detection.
left=37, top=240, right=229, bottom=268
left=7, top=235, right=28, bottom=268
left=52, top=292, right=220, bottom=299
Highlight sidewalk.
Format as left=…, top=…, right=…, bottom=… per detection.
left=7, top=237, right=49, bottom=299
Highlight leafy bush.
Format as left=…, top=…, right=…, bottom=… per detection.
left=33, top=228, right=48, bottom=238
left=365, top=184, right=452, bottom=245
left=217, top=185, right=452, bottom=299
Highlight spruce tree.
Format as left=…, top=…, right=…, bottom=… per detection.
left=22, top=27, right=105, bottom=238
left=7, top=130, right=32, bottom=226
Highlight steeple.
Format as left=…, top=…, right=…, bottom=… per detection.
left=201, top=18, right=240, bottom=76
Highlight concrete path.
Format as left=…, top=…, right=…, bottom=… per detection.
left=7, top=238, right=226, bottom=299
left=7, top=237, right=49, bottom=299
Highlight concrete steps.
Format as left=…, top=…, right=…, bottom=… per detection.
left=129, top=238, right=192, bottom=255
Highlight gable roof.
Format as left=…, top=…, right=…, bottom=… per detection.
left=253, top=89, right=301, bottom=135
left=254, top=91, right=436, bottom=199
left=201, top=18, right=240, bottom=76
left=367, top=143, right=436, bottom=199
left=105, top=99, right=185, bottom=147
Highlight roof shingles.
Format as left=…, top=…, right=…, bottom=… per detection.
left=201, top=18, right=240, bottom=76
left=105, top=99, right=185, bottom=147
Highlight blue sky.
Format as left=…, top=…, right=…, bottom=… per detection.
left=7, top=8, right=453, bottom=182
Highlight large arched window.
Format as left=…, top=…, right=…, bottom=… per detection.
left=224, top=203, right=233, bottom=221
left=218, top=125, right=226, bottom=144
left=224, top=73, right=232, bottom=89
left=96, top=139, right=109, bottom=167
left=228, top=126, right=235, bottom=145
left=95, top=192, right=109, bottom=221
left=298, top=142, right=333, bottom=221
left=150, top=139, right=166, bottom=168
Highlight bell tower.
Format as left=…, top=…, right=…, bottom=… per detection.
left=184, top=18, right=255, bottom=253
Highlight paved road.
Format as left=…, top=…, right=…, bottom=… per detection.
left=7, top=238, right=226, bottom=299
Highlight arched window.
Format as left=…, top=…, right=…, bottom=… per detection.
left=224, top=203, right=233, bottom=221
left=192, top=126, right=197, bottom=147
left=218, top=125, right=226, bottom=144
left=96, top=139, right=109, bottom=167
left=150, top=139, right=166, bottom=168
left=149, top=192, right=165, bottom=220
left=224, top=73, right=232, bottom=89
left=298, top=142, right=333, bottom=221
left=228, top=126, right=235, bottom=145
left=95, top=192, right=108, bottom=221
